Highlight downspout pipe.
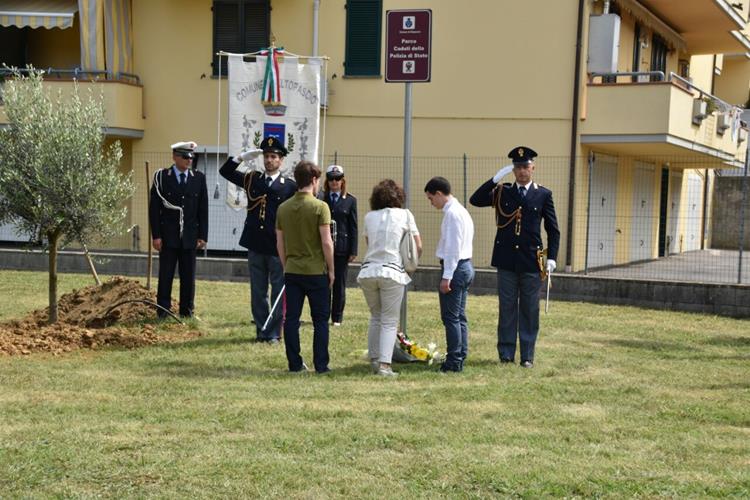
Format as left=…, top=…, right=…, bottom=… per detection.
left=312, top=0, right=320, bottom=56
left=565, top=0, right=586, bottom=271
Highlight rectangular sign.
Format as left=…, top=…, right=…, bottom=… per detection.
left=385, top=9, right=432, bottom=83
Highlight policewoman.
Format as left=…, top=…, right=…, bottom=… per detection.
left=470, top=146, right=560, bottom=368
left=149, top=141, right=209, bottom=318
left=220, top=137, right=297, bottom=342
left=317, top=164, right=358, bottom=326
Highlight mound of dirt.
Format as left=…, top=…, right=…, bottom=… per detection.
left=0, top=276, right=201, bottom=356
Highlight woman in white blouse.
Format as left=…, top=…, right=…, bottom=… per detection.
left=357, top=179, right=422, bottom=377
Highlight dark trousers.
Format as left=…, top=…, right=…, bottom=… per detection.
left=248, top=249, right=284, bottom=340
left=439, top=260, right=474, bottom=371
left=283, top=273, right=331, bottom=372
left=330, top=254, right=349, bottom=323
left=157, top=247, right=197, bottom=317
left=497, top=270, right=541, bottom=362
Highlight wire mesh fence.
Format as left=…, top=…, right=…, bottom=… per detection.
left=1, top=152, right=748, bottom=285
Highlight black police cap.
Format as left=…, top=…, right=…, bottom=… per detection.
left=260, top=136, right=288, bottom=157
left=508, top=146, right=537, bottom=165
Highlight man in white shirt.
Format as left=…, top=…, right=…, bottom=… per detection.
left=425, top=176, right=475, bottom=373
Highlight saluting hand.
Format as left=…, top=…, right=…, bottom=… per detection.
left=236, top=148, right=264, bottom=162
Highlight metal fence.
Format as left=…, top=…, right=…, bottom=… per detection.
left=1, top=152, right=748, bottom=286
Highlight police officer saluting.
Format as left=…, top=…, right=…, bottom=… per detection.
left=220, top=137, right=297, bottom=343
left=470, top=146, right=560, bottom=368
left=149, top=141, right=209, bottom=318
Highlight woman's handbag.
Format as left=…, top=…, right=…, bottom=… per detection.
left=400, top=210, right=419, bottom=273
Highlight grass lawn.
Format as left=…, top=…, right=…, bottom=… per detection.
left=0, top=269, right=748, bottom=497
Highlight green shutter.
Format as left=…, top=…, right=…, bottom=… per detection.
left=213, top=0, right=269, bottom=77
left=345, top=0, right=382, bottom=76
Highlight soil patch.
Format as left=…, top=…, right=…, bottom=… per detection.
left=0, top=276, right=201, bottom=356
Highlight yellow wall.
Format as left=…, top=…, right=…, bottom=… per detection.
left=690, top=55, right=716, bottom=91
left=715, top=56, right=750, bottom=106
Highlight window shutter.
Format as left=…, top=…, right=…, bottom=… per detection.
left=213, top=2, right=241, bottom=76
left=244, top=2, right=269, bottom=54
left=345, top=0, right=382, bottom=76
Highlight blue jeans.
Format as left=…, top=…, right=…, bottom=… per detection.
left=247, top=249, right=284, bottom=340
left=497, top=270, right=541, bottom=362
left=283, top=273, right=331, bottom=372
left=439, top=259, right=474, bottom=371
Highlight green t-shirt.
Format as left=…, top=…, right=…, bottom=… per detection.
left=276, top=192, right=332, bottom=275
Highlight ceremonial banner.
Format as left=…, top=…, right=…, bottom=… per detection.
left=226, top=53, right=321, bottom=209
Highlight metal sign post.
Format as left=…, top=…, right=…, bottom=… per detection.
left=386, top=9, right=432, bottom=335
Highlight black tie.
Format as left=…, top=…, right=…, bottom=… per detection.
left=331, top=193, right=338, bottom=204
left=519, top=186, right=526, bottom=198
left=266, top=176, right=273, bottom=188
left=179, top=172, right=186, bottom=185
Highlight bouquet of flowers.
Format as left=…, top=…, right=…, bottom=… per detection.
left=394, top=332, right=443, bottom=365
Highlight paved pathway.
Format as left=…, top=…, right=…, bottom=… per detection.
left=582, top=249, right=750, bottom=285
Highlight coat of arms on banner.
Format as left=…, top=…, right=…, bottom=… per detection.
left=226, top=50, right=322, bottom=209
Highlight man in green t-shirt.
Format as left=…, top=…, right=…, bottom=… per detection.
left=276, top=161, right=335, bottom=374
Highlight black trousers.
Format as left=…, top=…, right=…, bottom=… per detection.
left=157, top=247, right=197, bottom=317
left=330, top=254, right=349, bottom=323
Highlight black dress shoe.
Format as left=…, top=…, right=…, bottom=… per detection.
left=520, top=360, right=533, bottom=368
left=439, top=363, right=461, bottom=373
left=500, top=358, right=514, bottom=364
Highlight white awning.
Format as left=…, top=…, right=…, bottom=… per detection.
left=0, top=0, right=78, bottom=30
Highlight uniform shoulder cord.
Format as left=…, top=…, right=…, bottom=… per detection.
left=244, top=171, right=268, bottom=221
left=493, top=183, right=522, bottom=236
left=153, top=168, right=185, bottom=238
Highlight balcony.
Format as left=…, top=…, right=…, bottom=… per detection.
left=636, top=0, right=749, bottom=54
left=581, top=74, right=747, bottom=169
left=0, top=73, right=144, bottom=139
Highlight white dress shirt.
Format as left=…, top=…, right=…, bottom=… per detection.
left=436, top=197, right=474, bottom=280
left=357, top=208, right=419, bottom=285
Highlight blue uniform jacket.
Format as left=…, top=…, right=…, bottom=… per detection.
left=470, top=178, right=560, bottom=273
left=149, top=167, right=209, bottom=249
left=317, top=191, right=358, bottom=257
left=219, top=158, right=297, bottom=255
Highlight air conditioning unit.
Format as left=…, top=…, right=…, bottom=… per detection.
left=716, top=112, right=731, bottom=135
left=692, top=98, right=708, bottom=125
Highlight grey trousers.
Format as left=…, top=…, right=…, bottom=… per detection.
left=497, top=270, right=541, bottom=362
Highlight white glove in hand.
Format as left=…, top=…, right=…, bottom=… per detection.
left=235, top=148, right=263, bottom=163
left=546, top=259, right=556, bottom=273
left=493, top=164, right=514, bottom=184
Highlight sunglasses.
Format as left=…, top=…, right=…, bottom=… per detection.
left=327, top=175, right=344, bottom=181
left=179, top=153, right=194, bottom=160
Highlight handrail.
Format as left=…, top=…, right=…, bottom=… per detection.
left=0, top=67, right=140, bottom=85
left=668, top=72, right=739, bottom=114
left=589, top=71, right=665, bottom=83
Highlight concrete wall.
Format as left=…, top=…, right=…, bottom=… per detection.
left=711, top=175, right=750, bottom=249
left=1, top=249, right=748, bottom=318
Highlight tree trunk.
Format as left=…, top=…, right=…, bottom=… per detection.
left=48, top=230, right=60, bottom=324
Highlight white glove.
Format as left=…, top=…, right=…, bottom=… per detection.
left=546, top=259, right=556, bottom=273
left=235, top=148, right=263, bottom=163
left=492, top=164, right=514, bottom=184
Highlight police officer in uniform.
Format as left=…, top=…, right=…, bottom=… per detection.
left=470, top=146, right=560, bottom=367
left=220, top=137, right=297, bottom=343
left=150, top=141, right=209, bottom=318
left=317, top=164, right=358, bottom=326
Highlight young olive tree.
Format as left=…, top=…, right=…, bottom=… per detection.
left=0, top=69, right=134, bottom=323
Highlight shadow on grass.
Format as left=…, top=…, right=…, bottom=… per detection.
left=597, top=338, right=693, bottom=352
left=703, top=335, right=750, bottom=347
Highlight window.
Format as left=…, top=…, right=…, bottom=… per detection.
left=344, top=0, right=382, bottom=76
left=212, top=0, right=270, bottom=76
left=650, top=34, right=668, bottom=82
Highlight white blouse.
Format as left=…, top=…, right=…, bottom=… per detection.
left=357, top=208, right=419, bottom=285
